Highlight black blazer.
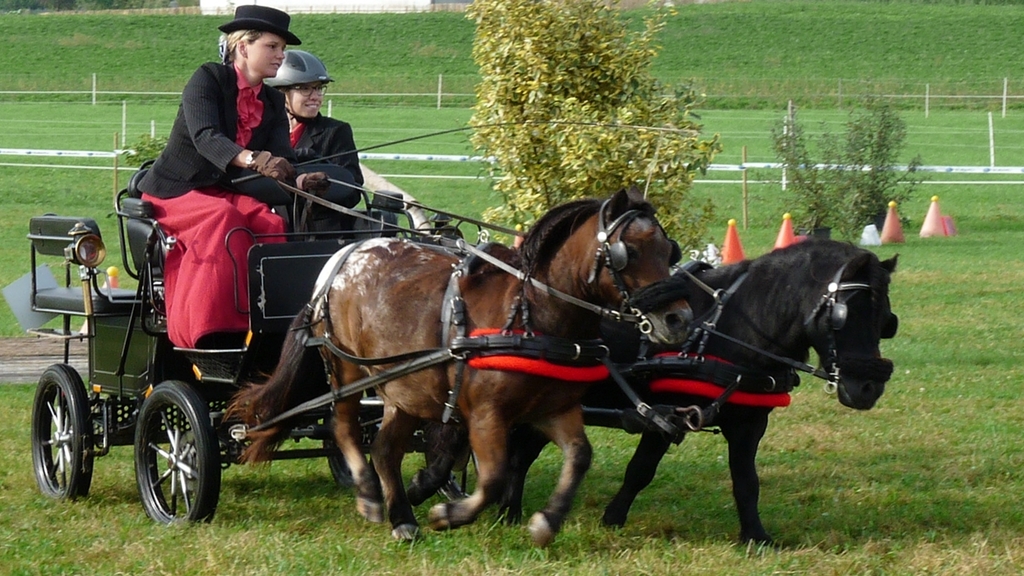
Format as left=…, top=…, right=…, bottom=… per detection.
left=140, top=62, right=293, bottom=199
left=295, top=114, right=364, bottom=188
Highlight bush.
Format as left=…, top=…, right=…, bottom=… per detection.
left=122, top=134, right=166, bottom=167
left=467, top=0, right=721, bottom=250
left=771, top=98, right=922, bottom=239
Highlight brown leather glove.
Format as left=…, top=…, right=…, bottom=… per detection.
left=249, top=150, right=296, bottom=182
left=296, top=171, right=330, bottom=196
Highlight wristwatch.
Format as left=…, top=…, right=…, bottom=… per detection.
left=244, top=151, right=255, bottom=168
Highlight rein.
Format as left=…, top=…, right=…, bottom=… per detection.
left=456, top=240, right=653, bottom=331
left=676, top=261, right=875, bottom=392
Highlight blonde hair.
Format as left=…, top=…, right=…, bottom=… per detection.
left=221, top=30, right=265, bottom=64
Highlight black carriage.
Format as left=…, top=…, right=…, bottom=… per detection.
left=24, top=176, right=425, bottom=523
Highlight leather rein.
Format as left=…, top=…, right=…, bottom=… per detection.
left=243, top=202, right=661, bottom=433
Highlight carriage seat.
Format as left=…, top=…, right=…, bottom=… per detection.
left=351, top=190, right=404, bottom=239
left=29, top=215, right=139, bottom=316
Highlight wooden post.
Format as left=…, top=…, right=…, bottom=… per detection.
left=742, top=146, right=749, bottom=230
left=112, top=133, right=119, bottom=204
left=1002, top=77, right=1008, bottom=118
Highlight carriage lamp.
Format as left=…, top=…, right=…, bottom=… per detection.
left=64, top=222, right=106, bottom=268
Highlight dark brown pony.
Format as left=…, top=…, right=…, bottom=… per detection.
left=228, top=188, right=691, bottom=546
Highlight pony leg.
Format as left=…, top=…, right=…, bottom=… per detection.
left=407, top=422, right=468, bottom=506
left=527, top=408, right=592, bottom=548
left=497, top=424, right=550, bottom=525
left=720, top=410, right=772, bottom=544
left=427, top=412, right=509, bottom=532
left=331, top=391, right=384, bottom=523
left=370, top=406, right=421, bottom=541
left=602, top=430, right=675, bottom=527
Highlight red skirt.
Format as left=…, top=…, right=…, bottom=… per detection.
left=142, top=187, right=285, bottom=348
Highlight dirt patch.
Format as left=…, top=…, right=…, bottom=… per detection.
left=0, top=337, right=87, bottom=384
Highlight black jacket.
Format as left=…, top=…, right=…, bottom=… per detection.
left=295, top=114, right=364, bottom=186
left=294, top=114, right=364, bottom=208
left=140, top=62, right=293, bottom=199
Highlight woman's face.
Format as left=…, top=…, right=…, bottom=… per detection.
left=284, top=83, right=326, bottom=119
left=242, top=32, right=287, bottom=82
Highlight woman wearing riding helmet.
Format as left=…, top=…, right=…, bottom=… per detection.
left=266, top=50, right=364, bottom=233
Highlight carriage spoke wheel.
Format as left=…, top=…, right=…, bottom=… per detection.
left=134, top=381, right=220, bottom=524
left=31, top=364, right=94, bottom=499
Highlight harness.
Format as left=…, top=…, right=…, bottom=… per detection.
left=623, top=260, right=875, bottom=437
left=241, top=201, right=660, bottom=435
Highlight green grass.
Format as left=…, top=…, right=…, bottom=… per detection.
left=4, top=1, right=1024, bottom=109
left=4, top=2, right=1024, bottom=573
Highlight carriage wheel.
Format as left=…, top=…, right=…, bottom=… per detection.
left=134, top=381, right=221, bottom=524
left=31, top=364, right=94, bottom=500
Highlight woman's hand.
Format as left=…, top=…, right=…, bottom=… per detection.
left=250, top=151, right=296, bottom=182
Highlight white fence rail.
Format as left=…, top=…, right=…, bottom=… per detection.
left=5, top=75, right=1024, bottom=113
left=3, top=149, right=1023, bottom=185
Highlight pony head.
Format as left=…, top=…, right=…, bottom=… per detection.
left=804, top=248, right=899, bottom=410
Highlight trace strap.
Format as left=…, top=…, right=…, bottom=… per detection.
left=457, top=240, right=651, bottom=329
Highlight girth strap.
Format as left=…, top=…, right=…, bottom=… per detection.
left=450, top=332, right=609, bottom=365
left=627, top=353, right=799, bottom=394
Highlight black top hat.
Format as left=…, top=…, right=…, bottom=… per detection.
left=219, top=5, right=301, bottom=46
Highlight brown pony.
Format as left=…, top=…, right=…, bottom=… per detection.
left=228, top=188, right=691, bottom=546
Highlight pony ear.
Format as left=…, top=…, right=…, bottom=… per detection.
left=841, top=252, right=873, bottom=282
left=881, top=254, right=898, bottom=273
left=606, top=188, right=632, bottom=217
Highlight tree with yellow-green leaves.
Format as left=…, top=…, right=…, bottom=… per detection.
left=467, top=0, right=721, bottom=249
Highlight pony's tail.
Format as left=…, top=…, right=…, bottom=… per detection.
left=227, top=306, right=326, bottom=464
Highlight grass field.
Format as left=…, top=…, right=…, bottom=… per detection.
left=3, top=2, right=1024, bottom=574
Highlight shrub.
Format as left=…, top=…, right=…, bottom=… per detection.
left=467, top=0, right=721, bottom=249
left=771, top=98, right=922, bottom=239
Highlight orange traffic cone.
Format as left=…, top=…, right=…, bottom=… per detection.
left=880, top=201, right=905, bottom=244
left=920, top=195, right=947, bottom=238
left=721, top=219, right=745, bottom=264
left=774, top=213, right=796, bottom=250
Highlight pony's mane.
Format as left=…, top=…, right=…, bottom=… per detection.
left=519, top=191, right=656, bottom=276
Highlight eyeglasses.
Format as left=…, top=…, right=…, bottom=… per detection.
left=291, top=84, right=327, bottom=97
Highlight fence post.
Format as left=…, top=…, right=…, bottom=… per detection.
left=742, top=145, right=748, bottom=230
left=925, top=84, right=929, bottom=118
left=989, top=111, right=995, bottom=168
left=437, top=74, right=443, bottom=110
left=1002, top=77, right=1008, bottom=118
left=150, top=119, right=156, bottom=138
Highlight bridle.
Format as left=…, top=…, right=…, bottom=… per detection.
left=803, top=264, right=873, bottom=393
left=680, top=260, right=880, bottom=392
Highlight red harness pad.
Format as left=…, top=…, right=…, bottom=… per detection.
left=648, top=378, right=791, bottom=407
left=465, top=329, right=610, bottom=382
left=647, top=353, right=791, bottom=408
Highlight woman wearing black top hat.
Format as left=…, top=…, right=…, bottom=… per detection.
left=138, top=5, right=324, bottom=349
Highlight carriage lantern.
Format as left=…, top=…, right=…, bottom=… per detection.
left=64, top=221, right=106, bottom=268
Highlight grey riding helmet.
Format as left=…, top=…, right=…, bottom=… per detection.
left=265, top=50, right=333, bottom=88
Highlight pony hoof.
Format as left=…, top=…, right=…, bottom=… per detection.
left=391, top=523, right=420, bottom=541
left=357, top=497, right=384, bottom=523
left=528, top=512, right=555, bottom=547
left=428, top=502, right=451, bottom=530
